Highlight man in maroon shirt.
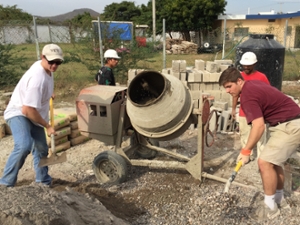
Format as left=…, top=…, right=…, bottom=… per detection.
left=219, top=67, right=300, bottom=221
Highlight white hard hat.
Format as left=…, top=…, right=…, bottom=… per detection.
left=104, top=49, right=121, bottom=59
left=240, top=52, right=257, bottom=65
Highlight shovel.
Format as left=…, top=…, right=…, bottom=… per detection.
left=224, top=160, right=243, bottom=193
left=38, top=98, right=67, bottom=167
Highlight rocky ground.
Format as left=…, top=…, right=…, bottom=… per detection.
left=1, top=81, right=300, bottom=224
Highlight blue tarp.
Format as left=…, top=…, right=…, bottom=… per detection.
left=93, top=21, right=133, bottom=41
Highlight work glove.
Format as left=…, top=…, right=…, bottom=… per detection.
left=236, top=149, right=252, bottom=165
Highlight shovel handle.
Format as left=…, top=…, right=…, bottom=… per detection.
left=234, top=161, right=243, bottom=172
left=50, top=97, right=54, bottom=127
left=51, top=133, right=55, bottom=154
left=49, top=98, right=56, bottom=154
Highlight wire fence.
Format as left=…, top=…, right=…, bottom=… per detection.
left=1, top=18, right=300, bottom=82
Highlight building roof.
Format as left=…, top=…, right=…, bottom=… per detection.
left=218, top=11, right=300, bottom=20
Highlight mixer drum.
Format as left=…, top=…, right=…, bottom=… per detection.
left=126, top=71, right=194, bottom=141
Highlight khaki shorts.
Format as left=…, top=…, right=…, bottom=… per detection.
left=239, top=116, right=266, bottom=157
left=260, top=118, right=300, bottom=166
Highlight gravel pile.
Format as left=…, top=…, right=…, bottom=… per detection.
left=1, top=125, right=300, bottom=224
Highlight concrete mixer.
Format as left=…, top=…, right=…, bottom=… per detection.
left=75, top=71, right=247, bottom=187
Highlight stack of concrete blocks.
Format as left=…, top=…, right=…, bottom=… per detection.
left=162, top=59, right=236, bottom=132
left=127, top=69, right=146, bottom=86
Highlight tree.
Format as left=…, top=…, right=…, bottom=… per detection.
left=0, top=5, right=32, bottom=20
left=153, top=0, right=227, bottom=41
left=101, top=1, right=142, bottom=23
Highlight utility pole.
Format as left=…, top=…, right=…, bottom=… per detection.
left=152, top=0, right=156, bottom=42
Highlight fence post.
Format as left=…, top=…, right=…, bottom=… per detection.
left=98, top=17, right=104, bottom=67
left=33, top=16, right=40, bottom=60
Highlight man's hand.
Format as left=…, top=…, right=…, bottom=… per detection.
left=236, top=149, right=252, bottom=165
left=45, top=124, right=55, bottom=137
left=231, top=108, right=236, bottom=120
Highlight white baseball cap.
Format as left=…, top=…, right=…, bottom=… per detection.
left=42, top=44, right=64, bottom=61
left=240, top=52, right=257, bottom=65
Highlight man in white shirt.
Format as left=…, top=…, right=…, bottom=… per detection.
left=0, top=43, right=63, bottom=187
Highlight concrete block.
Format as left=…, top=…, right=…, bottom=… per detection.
left=172, top=60, right=180, bottom=72
left=191, top=90, right=202, bottom=100
left=214, top=59, right=233, bottom=66
left=206, top=61, right=218, bottom=73
left=193, top=99, right=199, bottom=109
left=193, top=70, right=202, bottom=82
left=195, top=60, right=205, bottom=71
left=220, top=64, right=229, bottom=72
left=199, top=83, right=206, bottom=91
left=136, top=69, right=145, bottom=75
left=212, top=83, right=220, bottom=90
left=179, top=60, right=187, bottom=72
left=202, top=71, right=211, bottom=83
left=204, top=83, right=213, bottom=90
left=210, top=73, right=221, bottom=82
left=190, top=83, right=200, bottom=91
left=187, top=72, right=195, bottom=82
left=221, top=110, right=233, bottom=132
left=214, top=101, right=228, bottom=110
left=128, top=69, right=136, bottom=80
left=180, top=72, right=187, bottom=81
left=206, top=90, right=222, bottom=101
left=162, top=68, right=171, bottom=74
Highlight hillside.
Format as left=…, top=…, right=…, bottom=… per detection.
left=37, top=8, right=100, bottom=22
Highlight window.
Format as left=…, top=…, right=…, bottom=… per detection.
left=268, top=19, right=276, bottom=22
left=234, top=27, right=249, bottom=37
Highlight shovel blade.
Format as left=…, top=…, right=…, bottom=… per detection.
left=38, top=152, right=67, bottom=167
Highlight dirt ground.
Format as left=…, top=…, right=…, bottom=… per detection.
left=1, top=81, right=300, bottom=224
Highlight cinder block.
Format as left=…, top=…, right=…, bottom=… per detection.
left=136, top=69, right=145, bottom=75
left=179, top=60, right=187, bottom=72
left=195, top=60, right=205, bottom=71
left=202, top=71, right=210, bottom=83
left=172, top=60, right=180, bottom=72
left=180, top=72, right=187, bottom=81
left=214, top=101, right=228, bottom=110
left=210, top=73, right=221, bottom=82
left=191, top=90, right=202, bottom=100
left=193, top=70, right=202, bottom=82
left=220, top=64, right=230, bottom=72
left=128, top=69, right=136, bottom=80
left=188, top=72, right=195, bottom=82
left=221, top=110, right=233, bottom=132
left=206, top=90, right=222, bottom=101
left=204, top=83, right=213, bottom=90
left=193, top=99, right=199, bottom=109
left=212, top=83, right=220, bottom=90
left=214, top=59, right=233, bottom=66
left=190, top=83, right=200, bottom=90
left=206, top=61, right=218, bottom=73
left=162, top=68, right=171, bottom=74
left=199, top=83, right=206, bottom=91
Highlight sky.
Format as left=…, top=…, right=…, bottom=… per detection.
left=1, top=0, right=300, bottom=17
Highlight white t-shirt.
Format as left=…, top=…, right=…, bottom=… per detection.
left=4, top=60, right=54, bottom=125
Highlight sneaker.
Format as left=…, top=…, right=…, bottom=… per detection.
left=250, top=201, right=280, bottom=221
left=277, top=199, right=291, bottom=213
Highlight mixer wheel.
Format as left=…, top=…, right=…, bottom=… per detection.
left=92, top=151, right=128, bottom=185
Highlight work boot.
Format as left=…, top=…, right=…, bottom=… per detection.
left=250, top=201, right=280, bottom=221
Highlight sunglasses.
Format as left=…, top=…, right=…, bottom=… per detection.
left=44, top=56, right=63, bottom=65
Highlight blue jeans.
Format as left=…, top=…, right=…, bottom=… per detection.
left=0, top=116, right=51, bottom=187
